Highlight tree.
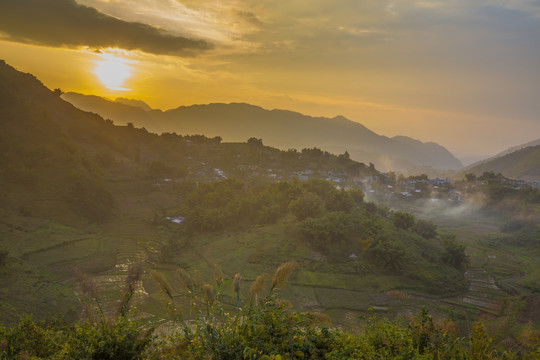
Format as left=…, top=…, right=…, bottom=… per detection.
left=413, top=219, right=437, bottom=239
left=247, top=137, right=263, bottom=146
left=393, top=211, right=416, bottom=230
left=465, top=173, right=477, bottom=182
left=300, top=211, right=353, bottom=250
left=53, top=88, right=63, bottom=96
left=369, top=236, right=407, bottom=272
left=288, top=193, right=324, bottom=220
left=440, top=234, right=469, bottom=270
left=338, top=150, right=350, bottom=161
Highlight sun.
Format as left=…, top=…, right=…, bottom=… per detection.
left=93, top=54, right=133, bottom=91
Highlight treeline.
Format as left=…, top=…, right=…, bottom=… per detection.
left=178, top=178, right=363, bottom=232
left=1, top=263, right=538, bottom=360
left=173, top=179, right=467, bottom=294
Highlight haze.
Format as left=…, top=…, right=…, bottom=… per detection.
left=1, top=0, right=539, bottom=161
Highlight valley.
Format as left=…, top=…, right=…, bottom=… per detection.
left=0, top=61, right=538, bottom=357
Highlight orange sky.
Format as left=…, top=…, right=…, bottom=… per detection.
left=1, top=0, right=540, bottom=162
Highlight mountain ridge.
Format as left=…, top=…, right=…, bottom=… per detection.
left=62, top=92, right=463, bottom=172
left=465, top=144, right=540, bottom=181
left=465, top=137, right=540, bottom=170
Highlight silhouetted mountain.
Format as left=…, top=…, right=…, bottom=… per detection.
left=62, top=92, right=156, bottom=126
left=62, top=92, right=463, bottom=172
left=466, top=144, right=540, bottom=181
left=114, top=97, right=153, bottom=111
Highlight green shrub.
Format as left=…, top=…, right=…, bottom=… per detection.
left=413, top=219, right=437, bottom=239
left=288, top=192, right=324, bottom=220
left=393, top=211, right=416, bottom=230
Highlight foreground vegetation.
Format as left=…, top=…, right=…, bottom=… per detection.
left=1, top=263, right=538, bottom=360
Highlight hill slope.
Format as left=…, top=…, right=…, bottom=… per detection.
left=466, top=144, right=540, bottom=181
left=465, top=137, right=540, bottom=171
left=62, top=92, right=463, bottom=172
left=0, top=60, right=379, bottom=321
left=0, top=61, right=469, bottom=325
left=495, top=138, right=540, bottom=158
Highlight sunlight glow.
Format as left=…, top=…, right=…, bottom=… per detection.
left=93, top=54, right=133, bottom=91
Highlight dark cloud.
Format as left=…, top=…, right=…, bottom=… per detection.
left=0, top=0, right=213, bottom=56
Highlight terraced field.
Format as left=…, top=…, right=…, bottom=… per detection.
left=1, top=183, right=536, bottom=345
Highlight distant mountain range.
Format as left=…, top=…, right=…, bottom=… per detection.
left=465, top=142, right=540, bottom=181
left=62, top=92, right=463, bottom=172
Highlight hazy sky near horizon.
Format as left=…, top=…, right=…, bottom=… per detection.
left=1, top=0, right=539, bottom=159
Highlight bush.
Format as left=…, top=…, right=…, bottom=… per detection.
left=440, top=234, right=469, bottom=270
left=368, top=236, right=408, bottom=272
left=413, top=219, right=437, bottom=239
left=393, top=211, right=416, bottom=230
left=66, top=318, right=153, bottom=360
left=288, top=192, right=324, bottom=220
left=300, top=211, right=353, bottom=251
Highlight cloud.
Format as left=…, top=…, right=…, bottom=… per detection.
left=233, top=10, right=264, bottom=29
left=0, top=0, right=213, bottom=56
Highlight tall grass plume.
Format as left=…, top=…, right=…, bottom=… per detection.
left=271, top=261, right=298, bottom=291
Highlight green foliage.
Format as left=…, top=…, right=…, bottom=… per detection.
left=0, top=264, right=533, bottom=359
left=288, top=193, right=324, bottom=220
left=469, top=322, right=492, bottom=360
left=440, top=234, right=469, bottom=270
left=413, top=219, right=437, bottom=239
left=393, top=211, right=416, bottom=230
left=65, top=317, right=153, bottom=360
left=0, top=315, right=65, bottom=358
left=182, top=179, right=294, bottom=231
left=0, top=316, right=153, bottom=360
left=300, top=211, right=354, bottom=250
left=368, top=236, right=408, bottom=272
left=181, top=178, right=364, bottom=232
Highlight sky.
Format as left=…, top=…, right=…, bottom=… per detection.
left=1, top=0, right=539, bottom=162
